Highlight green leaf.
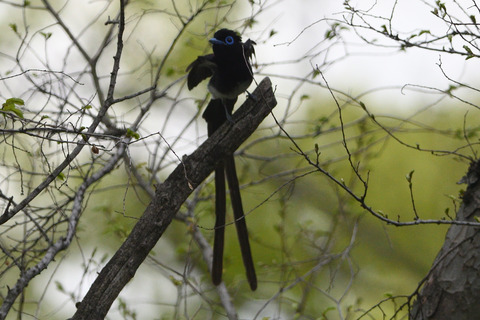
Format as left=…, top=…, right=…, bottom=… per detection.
left=2, top=98, right=25, bottom=118
left=6, top=98, right=24, bottom=106
left=325, top=23, right=341, bottom=40
left=381, top=24, right=388, bottom=34
left=9, top=23, right=17, bottom=33
left=57, top=172, right=65, bottom=181
left=126, top=128, right=140, bottom=139
left=40, top=32, right=52, bottom=40
left=169, top=275, right=183, bottom=286
left=194, top=99, right=203, bottom=110
left=463, top=45, right=473, bottom=55
left=446, top=84, right=457, bottom=96
left=55, top=281, right=65, bottom=292
left=463, top=45, right=475, bottom=59
left=437, top=1, right=446, bottom=13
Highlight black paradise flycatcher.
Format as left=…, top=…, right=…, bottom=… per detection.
left=186, top=29, right=257, bottom=290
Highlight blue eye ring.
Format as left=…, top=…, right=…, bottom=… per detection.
left=225, top=36, right=234, bottom=45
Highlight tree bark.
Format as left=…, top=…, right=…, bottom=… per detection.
left=411, top=160, right=480, bottom=320
left=71, top=77, right=277, bottom=320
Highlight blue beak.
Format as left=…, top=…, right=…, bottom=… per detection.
left=209, top=38, right=226, bottom=46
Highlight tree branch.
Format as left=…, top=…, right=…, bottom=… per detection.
left=71, top=77, right=277, bottom=319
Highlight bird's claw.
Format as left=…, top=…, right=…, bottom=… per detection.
left=246, top=90, right=258, bottom=102
left=225, top=112, right=234, bottom=124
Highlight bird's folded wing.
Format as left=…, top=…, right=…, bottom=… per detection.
left=186, top=54, right=217, bottom=90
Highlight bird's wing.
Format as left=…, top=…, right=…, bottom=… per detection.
left=186, top=54, right=217, bottom=90
left=243, top=39, right=256, bottom=61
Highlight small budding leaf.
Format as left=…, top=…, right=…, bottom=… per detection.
left=406, top=170, right=415, bottom=182
left=9, top=23, right=17, bottom=33
left=40, top=32, right=52, bottom=40
left=126, top=128, right=140, bottom=139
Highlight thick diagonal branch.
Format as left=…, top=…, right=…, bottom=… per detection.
left=71, top=77, right=276, bottom=320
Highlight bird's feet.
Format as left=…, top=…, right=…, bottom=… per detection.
left=246, top=90, right=258, bottom=102
left=225, top=111, right=234, bottom=124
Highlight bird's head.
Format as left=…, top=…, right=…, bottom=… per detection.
left=209, top=29, right=244, bottom=59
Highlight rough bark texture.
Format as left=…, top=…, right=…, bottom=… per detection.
left=71, top=77, right=276, bottom=320
left=411, top=160, right=480, bottom=320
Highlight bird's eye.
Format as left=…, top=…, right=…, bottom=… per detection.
left=225, top=36, right=234, bottom=45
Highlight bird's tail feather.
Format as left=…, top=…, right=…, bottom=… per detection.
left=212, top=163, right=226, bottom=286
left=225, top=155, right=257, bottom=291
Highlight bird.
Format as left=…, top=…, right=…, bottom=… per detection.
left=186, top=28, right=257, bottom=290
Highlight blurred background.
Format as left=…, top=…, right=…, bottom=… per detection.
left=0, top=0, right=479, bottom=319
